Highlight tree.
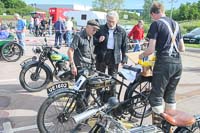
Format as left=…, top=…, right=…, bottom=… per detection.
left=0, top=2, right=4, bottom=8
left=2, top=0, right=26, bottom=8
left=92, top=0, right=124, bottom=11
left=142, top=0, right=157, bottom=22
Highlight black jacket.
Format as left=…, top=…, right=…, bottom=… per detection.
left=94, top=24, right=128, bottom=64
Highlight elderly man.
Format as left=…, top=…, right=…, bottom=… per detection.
left=68, top=19, right=100, bottom=76
left=14, top=13, right=26, bottom=52
left=94, top=11, right=128, bottom=96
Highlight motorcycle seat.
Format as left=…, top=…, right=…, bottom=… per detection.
left=161, top=109, right=196, bottom=127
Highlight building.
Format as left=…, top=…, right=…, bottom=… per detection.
left=31, top=4, right=92, bottom=11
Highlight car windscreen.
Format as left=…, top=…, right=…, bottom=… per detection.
left=190, top=28, right=200, bottom=34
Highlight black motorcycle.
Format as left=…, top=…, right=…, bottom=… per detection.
left=19, top=38, right=72, bottom=92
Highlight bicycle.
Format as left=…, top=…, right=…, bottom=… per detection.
left=70, top=97, right=200, bottom=133
left=37, top=61, right=152, bottom=132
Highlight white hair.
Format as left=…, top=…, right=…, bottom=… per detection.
left=107, top=11, right=119, bottom=20
left=14, top=13, right=20, bottom=18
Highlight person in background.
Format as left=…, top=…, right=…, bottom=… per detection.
left=94, top=11, right=128, bottom=96
left=34, top=17, right=40, bottom=36
left=40, top=18, right=48, bottom=36
left=54, top=17, right=65, bottom=49
left=65, top=17, right=73, bottom=47
left=139, top=1, right=185, bottom=127
left=29, top=17, right=34, bottom=34
left=0, top=21, right=9, bottom=39
left=14, top=13, right=26, bottom=51
left=71, top=17, right=77, bottom=31
left=128, top=20, right=144, bottom=52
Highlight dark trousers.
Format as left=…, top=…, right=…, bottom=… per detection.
left=96, top=50, right=119, bottom=96
left=149, top=56, right=182, bottom=107
left=55, top=32, right=62, bottom=46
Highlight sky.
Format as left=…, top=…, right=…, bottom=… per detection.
left=22, top=0, right=199, bottom=10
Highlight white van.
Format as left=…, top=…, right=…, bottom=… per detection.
left=63, top=10, right=106, bottom=28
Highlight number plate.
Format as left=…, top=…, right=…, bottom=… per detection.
left=47, top=82, right=68, bottom=95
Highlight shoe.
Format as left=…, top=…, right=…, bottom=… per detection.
left=55, top=45, right=60, bottom=49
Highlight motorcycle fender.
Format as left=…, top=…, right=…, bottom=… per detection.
left=22, top=61, right=53, bottom=80
left=21, top=60, right=37, bottom=69
left=48, top=88, right=77, bottom=98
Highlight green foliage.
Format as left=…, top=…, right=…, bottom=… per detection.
left=92, top=0, right=124, bottom=11
left=169, top=1, right=200, bottom=21
left=179, top=20, right=200, bottom=34
left=0, top=0, right=34, bottom=16
left=185, top=43, right=200, bottom=48
left=119, top=11, right=140, bottom=20
left=2, top=0, right=26, bottom=8
left=0, top=2, right=4, bottom=8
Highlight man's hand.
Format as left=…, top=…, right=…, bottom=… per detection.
left=99, top=36, right=105, bottom=43
left=71, top=66, right=77, bottom=76
left=139, top=53, right=144, bottom=60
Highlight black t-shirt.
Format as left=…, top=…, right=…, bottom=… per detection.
left=41, top=20, right=47, bottom=27
left=146, top=17, right=182, bottom=56
left=70, top=30, right=95, bottom=66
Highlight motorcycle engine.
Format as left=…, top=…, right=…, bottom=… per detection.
left=55, top=61, right=74, bottom=81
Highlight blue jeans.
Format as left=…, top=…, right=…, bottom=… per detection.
left=133, top=40, right=148, bottom=61
left=16, top=32, right=25, bottom=50
left=65, top=31, right=72, bottom=47
left=55, top=32, right=62, bottom=46
left=133, top=40, right=141, bottom=52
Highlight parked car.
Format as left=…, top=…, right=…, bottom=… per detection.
left=121, top=24, right=133, bottom=35
left=183, top=28, right=200, bottom=44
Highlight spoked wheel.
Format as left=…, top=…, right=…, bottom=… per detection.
left=19, top=63, right=52, bottom=92
left=37, top=92, right=86, bottom=133
left=1, top=42, right=23, bottom=62
left=125, top=77, right=152, bottom=118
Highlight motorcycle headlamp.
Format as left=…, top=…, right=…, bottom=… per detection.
left=32, top=46, right=41, bottom=54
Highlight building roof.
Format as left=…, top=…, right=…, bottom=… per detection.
left=33, top=4, right=92, bottom=11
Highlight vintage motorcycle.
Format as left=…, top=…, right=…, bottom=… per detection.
left=19, top=38, right=73, bottom=92
left=69, top=97, right=200, bottom=133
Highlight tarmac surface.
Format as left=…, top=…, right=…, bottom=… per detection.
left=0, top=33, right=200, bottom=132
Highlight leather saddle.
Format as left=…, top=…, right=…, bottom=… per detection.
left=161, top=109, right=196, bottom=127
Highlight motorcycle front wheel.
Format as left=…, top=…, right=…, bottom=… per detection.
left=19, top=63, right=52, bottom=92
left=37, top=92, right=86, bottom=133
left=1, top=42, right=23, bottom=62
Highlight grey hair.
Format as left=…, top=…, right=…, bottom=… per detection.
left=14, top=13, right=20, bottom=18
left=107, top=11, right=119, bottom=20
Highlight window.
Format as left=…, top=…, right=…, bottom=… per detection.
left=81, top=14, right=87, bottom=20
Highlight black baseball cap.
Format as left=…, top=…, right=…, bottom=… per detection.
left=87, top=19, right=100, bottom=29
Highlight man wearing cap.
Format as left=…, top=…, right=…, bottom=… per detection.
left=68, top=19, right=99, bottom=76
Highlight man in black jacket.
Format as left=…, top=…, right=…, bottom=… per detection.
left=94, top=11, right=128, bottom=96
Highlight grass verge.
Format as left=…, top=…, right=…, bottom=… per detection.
left=185, top=43, right=200, bottom=48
